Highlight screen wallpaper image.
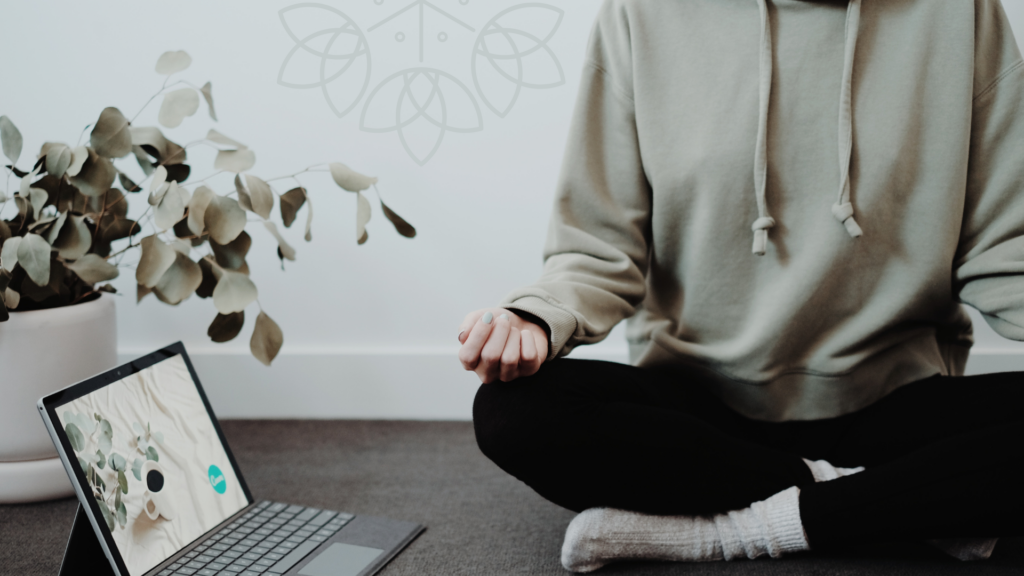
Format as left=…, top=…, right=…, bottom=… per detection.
left=56, top=355, right=248, bottom=576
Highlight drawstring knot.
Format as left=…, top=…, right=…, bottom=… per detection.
left=751, top=216, right=776, bottom=256
left=831, top=202, right=863, bottom=238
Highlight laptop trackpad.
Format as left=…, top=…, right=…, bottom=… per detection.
left=298, top=543, right=384, bottom=576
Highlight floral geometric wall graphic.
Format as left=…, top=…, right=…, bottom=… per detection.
left=277, top=4, right=372, bottom=119
left=277, top=1, right=566, bottom=166
left=473, top=4, right=565, bottom=118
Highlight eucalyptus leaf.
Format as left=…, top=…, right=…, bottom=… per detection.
left=150, top=165, right=168, bottom=196
left=251, top=311, right=284, bottom=366
left=133, top=146, right=155, bottom=176
left=0, top=116, right=22, bottom=164
left=1, top=236, right=20, bottom=272
left=67, top=254, right=119, bottom=284
left=213, top=270, right=258, bottom=314
left=280, top=187, right=306, bottom=228
left=110, top=452, right=126, bottom=472
left=206, top=129, right=246, bottom=149
left=154, top=181, right=186, bottom=231
left=146, top=446, right=159, bottom=462
left=17, top=234, right=51, bottom=286
left=155, top=50, right=192, bottom=75
left=158, top=88, right=200, bottom=129
left=263, top=222, right=295, bottom=261
left=98, top=419, right=112, bottom=440
left=97, top=497, right=115, bottom=532
left=90, top=108, right=133, bottom=158
left=132, top=458, right=143, bottom=481
left=201, top=81, right=217, bottom=121
left=118, top=172, right=141, bottom=193
left=43, top=144, right=73, bottom=178
left=330, top=162, right=377, bottom=192
left=304, top=195, right=314, bottom=242
left=98, top=433, right=112, bottom=455
left=136, top=235, right=176, bottom=288
left=244, top=174, right=273, bottom=220
left=76, top=412, right=96, bottom=435
left=118, top=470, right=128, bottom=494
left=28, top=188, right=47, bottom=220
left=96, top=450, right=107, bottom=470
left=208, top=311, right=245, bottom=343
left=356, top=191, right=371, bottom=245
left=117, top=499, right=127, bottom=528
left=188, top=186, right=214, bottom=236
left=214, top=149, right=256, bottom=173
left=204, top=195, right=246, bottom=245
left=130, top=127, right=187, bottom=165
left=153, top=251, right=202, bottom=305
left=235, top=174, right=253, bottom=212
left=4, top=288, right=20, bottom=310
left=19, top=166, right=39, bottom=198
left=210, top=230, right=251, bottom=272
left=77, top=456, right=90, bottom=473
left=70, top=148, right=117, bottom=197
left=66, top=145, right=89, bottom=177
left=165, top=164, right=191, bottom=184
left=66, top=422, right=85, bottom=452
left=41, top=212, right=67, bottom=244
left=194, top=257, right=217, bottom=299
left=53, top=214, right=92, bottom=260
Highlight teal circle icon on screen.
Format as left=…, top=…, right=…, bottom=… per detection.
left=208, top=465, right=227, bottom=494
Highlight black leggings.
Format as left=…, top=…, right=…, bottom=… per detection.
left=472, top=359, right=1024, bottom=548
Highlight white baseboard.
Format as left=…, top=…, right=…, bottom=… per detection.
left=117, top=347, right=1022, bottom=420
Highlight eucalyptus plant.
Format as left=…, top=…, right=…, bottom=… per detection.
left=63, top=412, right=162, bottom=531
left=0, top=51, right=415, bottom=365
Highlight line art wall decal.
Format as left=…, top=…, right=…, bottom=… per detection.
left=277, top=1, right=566, bottom=165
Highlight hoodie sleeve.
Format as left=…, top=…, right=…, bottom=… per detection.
left=954, top=1, right=1024, bottom=340
left=500, top=0, right=651, bottom=360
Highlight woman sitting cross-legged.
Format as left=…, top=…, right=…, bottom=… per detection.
left=458, top=0, right=1024, bottom=572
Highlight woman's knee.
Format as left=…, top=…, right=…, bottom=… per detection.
left=472, top=379, right=532, bottom=465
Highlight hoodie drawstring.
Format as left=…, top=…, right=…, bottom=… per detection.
left=751, top=0, right=863, bottom=257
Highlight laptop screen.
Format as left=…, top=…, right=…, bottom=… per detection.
left=53, top=353, right=249, bottom=576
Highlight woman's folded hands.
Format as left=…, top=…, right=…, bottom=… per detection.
left=458, top=308, right=548, bottom=383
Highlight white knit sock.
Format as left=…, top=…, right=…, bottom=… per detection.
left=560, top=486, right=809, bottom=573
left=801, top=458, right=998, bottom=561
left=713, top=486, right=809, bottom=560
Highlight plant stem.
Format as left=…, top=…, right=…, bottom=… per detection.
left=129, top=79, right=186, bottom=124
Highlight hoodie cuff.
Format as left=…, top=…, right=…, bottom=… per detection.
left=501, top=296, right=578, bottom=362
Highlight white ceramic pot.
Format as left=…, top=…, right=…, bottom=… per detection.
left=0, top=293, right=117, bottom=503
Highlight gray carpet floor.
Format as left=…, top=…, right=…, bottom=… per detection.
left=2, top=420, right=1023, bottom=575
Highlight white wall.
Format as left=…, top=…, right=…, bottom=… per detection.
left=3, top=2, right=1024, bottom=420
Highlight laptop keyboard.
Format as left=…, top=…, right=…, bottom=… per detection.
left=157, top=501, right=354, bottom=576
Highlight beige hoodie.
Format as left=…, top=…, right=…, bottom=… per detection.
left=501, top=0, right=1024, bottom=421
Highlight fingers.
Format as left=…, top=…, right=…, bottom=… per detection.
left=478, top=314, right=512, bottom=383
left=458, top=310, right=486, bottom=344
left=520, top=328, right=540, bottom=376
left=500, top=328, right=522, bottom=382
left=458, top=311, right=496, bottom=371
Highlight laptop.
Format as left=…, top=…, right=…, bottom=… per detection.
left=38, top=342, right=424, bottom=576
